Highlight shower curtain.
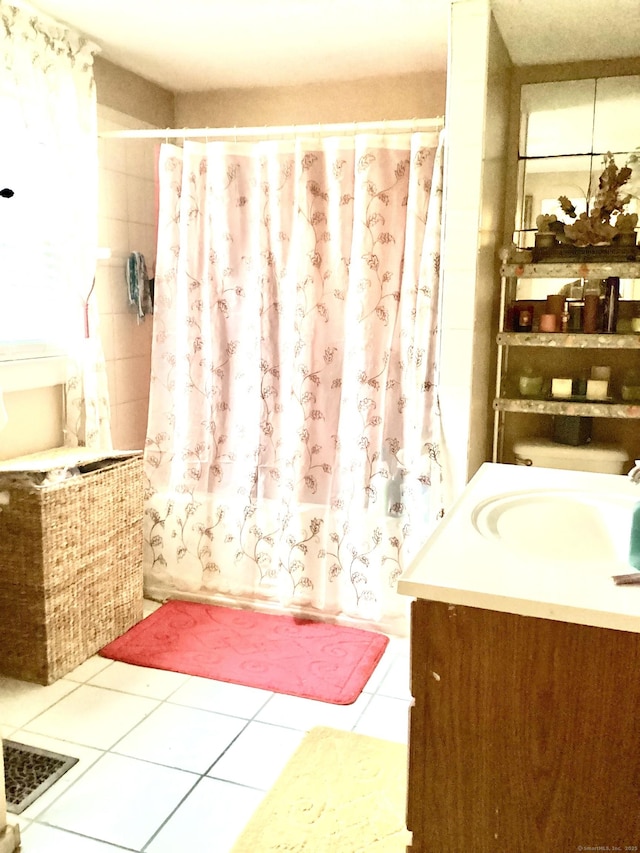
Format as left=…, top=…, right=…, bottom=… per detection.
left=145, top=129, right=445, bottom=633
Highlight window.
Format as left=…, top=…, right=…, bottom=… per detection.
left=0, top=137, right=85, bottom=362
left=0, top=6, right=98, bottom=368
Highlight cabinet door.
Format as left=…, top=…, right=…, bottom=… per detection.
left=408, top=598, right=640, bottom=851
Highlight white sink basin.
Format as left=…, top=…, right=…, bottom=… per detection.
left=471, top=488, right=634, bottom=563
left=398, top=463, right=640, bottom=634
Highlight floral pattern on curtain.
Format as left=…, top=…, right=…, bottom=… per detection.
left=145, top=130, right=444, bottom=632
left=0, top=1, right=111, bottom=449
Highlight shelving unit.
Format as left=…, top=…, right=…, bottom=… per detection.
left=493, top=261, right=640, bottom=465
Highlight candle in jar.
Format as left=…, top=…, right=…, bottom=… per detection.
left=539, top=313, right=558, bottom=332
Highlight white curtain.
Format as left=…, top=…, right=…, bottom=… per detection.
left=146, top=130, right=445, bottom=633
left=0, top=0, right=111, bottom=448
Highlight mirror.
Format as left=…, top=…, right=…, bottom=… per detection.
left=515, top=75, right=640, bottom=303
left=520, top=79, right=597, bottom=158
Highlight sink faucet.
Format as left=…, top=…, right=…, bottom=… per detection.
left=629, top=460, right=640, bottom=484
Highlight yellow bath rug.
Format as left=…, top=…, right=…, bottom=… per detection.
left=231, top=726, right=411, bottom=852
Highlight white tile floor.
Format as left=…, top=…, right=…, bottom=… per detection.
left=2, top=601, right=411, bottom=852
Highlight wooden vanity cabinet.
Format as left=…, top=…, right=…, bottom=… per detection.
left=406, top=598, right=640, bottom=851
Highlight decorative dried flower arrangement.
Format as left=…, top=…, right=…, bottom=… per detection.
left=536, top=151, right=639, bottom=247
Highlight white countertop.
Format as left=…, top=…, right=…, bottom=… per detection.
left=398, top=462, right=640, bottom=633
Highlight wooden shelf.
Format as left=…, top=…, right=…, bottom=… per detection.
left=493, top=397, right=640, bottom=418
left=494, top=258, right=640, bottom=465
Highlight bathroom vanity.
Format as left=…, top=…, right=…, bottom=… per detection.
left=398, top=462, right=640, bottom=851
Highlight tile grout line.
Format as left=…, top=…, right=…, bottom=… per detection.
left=3, top=624, right=409, bottom=851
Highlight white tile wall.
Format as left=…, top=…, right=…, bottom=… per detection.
left=96, top=105, right=159, bottom=450
left=440, top=0, right=491, bottom=499
left=438, top=0, right=513, bottom=496
left=437, top=329, right=475, bottom=390
left=467, top=16, right=513, bottom=478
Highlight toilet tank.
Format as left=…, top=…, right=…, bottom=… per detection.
left=513, top=438, right=629, bottom=475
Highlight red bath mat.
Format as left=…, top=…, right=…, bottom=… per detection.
left=99, top=600, right=389, bottom=705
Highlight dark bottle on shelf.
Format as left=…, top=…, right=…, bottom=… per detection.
left=602, top=277, right=620, bottom=333
left=583, top=294, right=599, bottom=333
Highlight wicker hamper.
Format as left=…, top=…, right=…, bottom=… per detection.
left=0, top=448, right=144, bottom=684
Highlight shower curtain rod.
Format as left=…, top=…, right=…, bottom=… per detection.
left=99, top=116, right=444, bottom=140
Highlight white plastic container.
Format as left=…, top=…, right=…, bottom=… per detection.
left=513, top=438, right=629, bottom=475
